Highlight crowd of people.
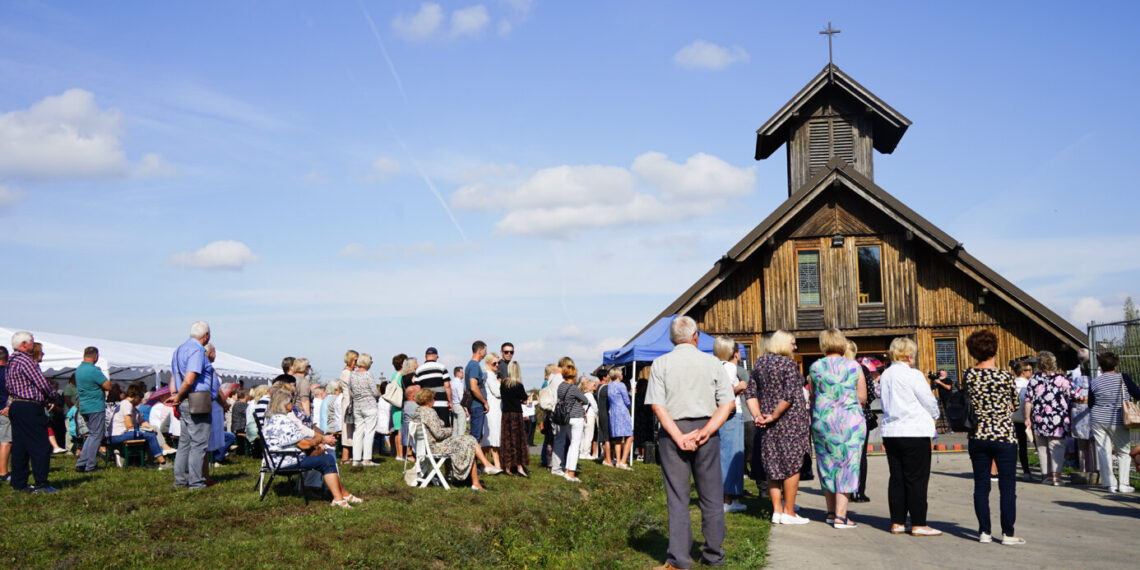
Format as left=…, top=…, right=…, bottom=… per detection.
left=3, top=320, right=1138, bottom=562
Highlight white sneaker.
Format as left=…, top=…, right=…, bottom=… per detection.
left=979, top=532, right=992, bottom=543
left=771, top=512, right=782, bottom=524
left=1001, top=535, right=1026, bottom=545
left=1119, top=485, right=1135, bottom=493
left=1104, top=485, right=1118, bottom=493
left=781, top=513, right=810, bottom=525
left=726, top=500, right=747, bottom=513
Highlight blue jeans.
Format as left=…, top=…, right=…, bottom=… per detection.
left=719, top=414, right=745, bottom=495
left=296, top=452, right=338, bottom=476
left=110, top=429, right=163, bottom=458
left=213, top=432, right=236, bottom=462
left=469, top=402, right=486, bottom=446
left=968, top=438, right=1017, bottom=536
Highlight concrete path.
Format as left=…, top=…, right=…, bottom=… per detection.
left=766, top=452, right=1140, bottom=569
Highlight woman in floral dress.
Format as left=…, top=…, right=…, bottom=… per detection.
left=746, top=330, right=811, bottom=525
left=808, top=329, right=867, bottom=529
left=412, top=389, right=500, bottom=490
left=1025, top=351, right=1073, bottom=486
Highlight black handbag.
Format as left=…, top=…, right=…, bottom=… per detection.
left=799, top=453, right=814, bottom=481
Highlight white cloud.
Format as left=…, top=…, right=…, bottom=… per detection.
left=673, top=40, right=750, bottom=71
left=452, top=151, right=756, bottom=237
left=632, top=151, right=755, bottom=199
left=1070, top=296, right=1123, bottom=326
left=451, top=5, right=490, bottom=38
left=169, top=240, right=260, bottom=270
left=131, top=152, right=179, bottom=179
left=0, top=89, right=167, bottom=180
left=392, top=2, right=445, bottom=42
left=371, top=157, right=402, bottom=180
left=394, top=3, right=515, bottom=41
left=0, top=184, right=26, bottom=212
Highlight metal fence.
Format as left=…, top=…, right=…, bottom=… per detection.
left=1088, top=319, right=1140, bottom=444
left=1087, top=319, right=1140, bottom=378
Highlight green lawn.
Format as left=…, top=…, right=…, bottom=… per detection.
left=1, top=453, right=770, bottom=568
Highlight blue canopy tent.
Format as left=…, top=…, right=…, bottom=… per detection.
left=602, top=315, right=724, bottom=468
left=603, top=315, right=718, bottom=365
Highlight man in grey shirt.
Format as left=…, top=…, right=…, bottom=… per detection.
left=645, top=316, right=735, bottom=570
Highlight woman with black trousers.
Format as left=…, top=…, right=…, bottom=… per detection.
left=879, top=337, right=942, bottom=536
left=962, top=330, right=1024, bottom=545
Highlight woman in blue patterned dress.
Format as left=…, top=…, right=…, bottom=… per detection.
left=808, top=329, right=867, bottom=529
left=608, top=373, right=633, bottom=469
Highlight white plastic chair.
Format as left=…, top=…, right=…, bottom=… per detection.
left=403, top=421, right=452, bottom=490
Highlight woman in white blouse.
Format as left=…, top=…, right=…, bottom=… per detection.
left=879, top=337, right=942, bottom=537
left=483, top=352, right=504, bottom=472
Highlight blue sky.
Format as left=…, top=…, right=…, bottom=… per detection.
left=1, top=1, right=1137, bottom=387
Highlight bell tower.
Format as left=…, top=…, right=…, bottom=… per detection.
left=754, top=64, right=912, bottom=196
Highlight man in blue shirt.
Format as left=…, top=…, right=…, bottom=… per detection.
left=170, top=321, right=213, bottom=490
left=74, top=346, right=111, bottom=473
left=465, top=341, right=488, bottom=445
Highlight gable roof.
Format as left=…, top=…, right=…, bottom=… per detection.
left=755, top=64, right=912, bottom=160
left=633, top=157, right=1088, bottom=347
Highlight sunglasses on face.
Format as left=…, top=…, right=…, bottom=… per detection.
left=503, top=350, right=514, bottom=355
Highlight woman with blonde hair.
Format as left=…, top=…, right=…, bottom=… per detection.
left=809, top=329, right=867, bottom=528
left=880, top=337, right=941, bottom=536
left=348, top=353, right=380, bottom=466
left=483, top=353, right=504, bottom=472
left=715, top=337, right=749, bottom=514
left=746, top=330, right=811, bottom=524
left=608, top=367, right=634, bottom=469
left=551, top=357, right=589, bottom=482
left=500, top=361, right=530, bottom=476
left=1025, top=351, right=1072, bottom=486
left=578, top=377, right=599, bottom=460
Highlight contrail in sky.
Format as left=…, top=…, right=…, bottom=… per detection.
left=358, top=0, right=408, bottom=104
left=390, top=128, right=469, bottom=241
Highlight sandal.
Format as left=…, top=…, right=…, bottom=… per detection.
left=330, top=499, right=352, bottom=509
left=825, top=512, right=836, bottom=525
left=344, top=494, right=363, bottom=504
left=833, top=516, right=857, bottom=529
left=890, top=524, right=907, bottom=535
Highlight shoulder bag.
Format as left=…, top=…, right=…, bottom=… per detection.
left=1121, top=378, right=1140, bottom=429
left=382, top=381, right=403, bottom=408
left=188, top=391, right=213, bottom=415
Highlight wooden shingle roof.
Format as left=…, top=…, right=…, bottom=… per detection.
left=633, top=158, right=1088, bottom=348
left=755, top=64, right=913, bottom=160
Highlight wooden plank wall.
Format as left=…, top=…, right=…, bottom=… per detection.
left=696, top=254, right=765, bottom=334
left=916, top=322, right=1065, bottom=379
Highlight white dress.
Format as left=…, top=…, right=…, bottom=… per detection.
left=484, top=364, right=502, bottom=447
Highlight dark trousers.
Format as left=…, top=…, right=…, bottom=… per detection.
left=883, top=436, right=931, bottom=526
left=468, top=403, right=486, bottom=446
left=857, top=438, right=869, bottom=495
left=525, top=418, right=536, bottom=446
left=742, top=418, right=755, bottom=478
left=9, top=400, right=51, bottom=490
left=969, top=439, right=1017, bottom=536
left=1013, top=422, right=1031, bottom=474
left=658, top=418, right=724, bottom=569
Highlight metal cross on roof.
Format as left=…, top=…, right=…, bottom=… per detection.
left=820, top=21, right=841, bottom=66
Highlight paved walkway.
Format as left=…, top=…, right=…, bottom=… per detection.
left=767, top=452, right=1140, bottom=569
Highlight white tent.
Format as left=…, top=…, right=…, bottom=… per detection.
left=0, top=327, right=278, bottom=389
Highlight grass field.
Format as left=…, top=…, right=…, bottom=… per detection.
left=1, top=452, right=771, bottom=569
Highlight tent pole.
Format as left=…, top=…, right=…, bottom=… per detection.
left=630, top=362, right=636, bottom=470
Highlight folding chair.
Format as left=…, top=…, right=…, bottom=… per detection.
left=403, top=421, right=452, bottom=490
left=252, top=414, right=309, bottom=503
